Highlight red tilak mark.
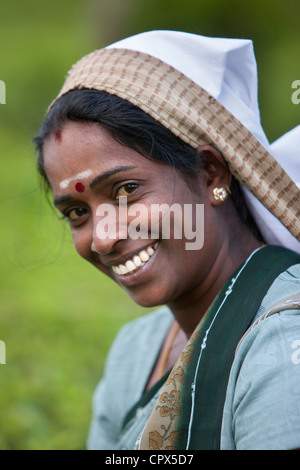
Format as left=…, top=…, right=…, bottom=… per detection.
left=54, top=128, right=62, bottom=142
left=75, top=182, right=85, bottom=193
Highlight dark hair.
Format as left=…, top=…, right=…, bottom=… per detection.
left=33, top=89, right=264, bottom=241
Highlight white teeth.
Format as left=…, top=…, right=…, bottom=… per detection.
left=112, top=242, right=159, bottom=276
left=119, top=265, right=127, bottom=275
left=133, top=255, right=142, bottom=267
left=125, top=260, right=136, bottom=272
left=147, top=246, right=154, bottom=256
left=139, top=250, right=150, bottom=262
left=112, top=266, right=121, bottom=275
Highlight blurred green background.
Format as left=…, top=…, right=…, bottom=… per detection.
left=0, top=0, right=299, bottom=450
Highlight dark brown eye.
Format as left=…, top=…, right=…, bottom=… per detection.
left=66, top=207, right=87, bottom=221
left=116, top=183, right=138, bottom=198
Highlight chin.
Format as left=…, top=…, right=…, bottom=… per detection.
left=122, top=279, right=178, bottom=309
left=124, top=289, right=165, bottom=308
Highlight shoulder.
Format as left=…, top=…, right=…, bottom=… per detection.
left=87, top=307, right=173, bottom=449
left=117, top=306, right=173, bottom=337
left=235, top=260, right=300, bottom=380
left=100, top=306, right=173, bottom=392
left=222, top=262, right=300, bottom=449
left=251, top=261, right=300, bottom=323
left=234, top=262, right=300, bottom=351
left=107, top=307, right=173, bottom=364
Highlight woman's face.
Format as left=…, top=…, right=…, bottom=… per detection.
left=43, top=120, right=220, bottom=308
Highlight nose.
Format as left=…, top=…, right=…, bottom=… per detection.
left=91, top=203, right=128, bottom=255
left=91, top=240, right=113, bottom=255
left=91, top=227, right=122, bottom=256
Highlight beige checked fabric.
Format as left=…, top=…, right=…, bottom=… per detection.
left=50, top=48, right=300, bottom=241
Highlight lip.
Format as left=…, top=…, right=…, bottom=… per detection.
left=112, top=241, right=160, bottom=287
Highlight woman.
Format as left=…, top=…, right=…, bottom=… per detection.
left=34, top=31, right=300, bottom=450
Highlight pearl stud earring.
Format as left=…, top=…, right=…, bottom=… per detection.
left=213, top=186, right=230, bottom=202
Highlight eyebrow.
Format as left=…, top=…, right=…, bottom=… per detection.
left=53, top=165, right=137, bottom=207
left=54, top=194, right=74, bottom=207
left=89, top=165, right=137, bottom=189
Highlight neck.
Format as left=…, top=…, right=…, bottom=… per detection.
left=167, top=230, right=262, bottom=338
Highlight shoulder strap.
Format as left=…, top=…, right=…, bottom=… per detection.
left=235, top=291, right=300, bottom=355
left=183, top=245, right=300, bottom=449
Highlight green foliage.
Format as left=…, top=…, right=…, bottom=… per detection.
left=0, top=0, right=146, bottom=450
left=0, top=0, right=299, bottom=450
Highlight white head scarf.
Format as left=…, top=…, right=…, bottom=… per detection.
left=107, top=31, right=300, bottom=253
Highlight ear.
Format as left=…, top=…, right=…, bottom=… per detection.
left=197, top=144, right=231, bottom=206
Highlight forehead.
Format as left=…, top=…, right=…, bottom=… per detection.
left=43, top=121, right=152, bottom=190
left=44, top=121, right=122, bottom=173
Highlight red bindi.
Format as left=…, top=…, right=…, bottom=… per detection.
left=75, top=182, right=85, bottom=193
left=54, top=128, right=62, bottom=142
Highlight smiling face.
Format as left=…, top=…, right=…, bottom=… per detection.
left=43, top=120, right=227, bottom=314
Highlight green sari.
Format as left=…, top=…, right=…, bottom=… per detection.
left=122, top=245, right=300, bottom=450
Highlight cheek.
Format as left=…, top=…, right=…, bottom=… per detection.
left=71, top=227, right=112, bottom=277
left=71, top=228, right=92, bottom=261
